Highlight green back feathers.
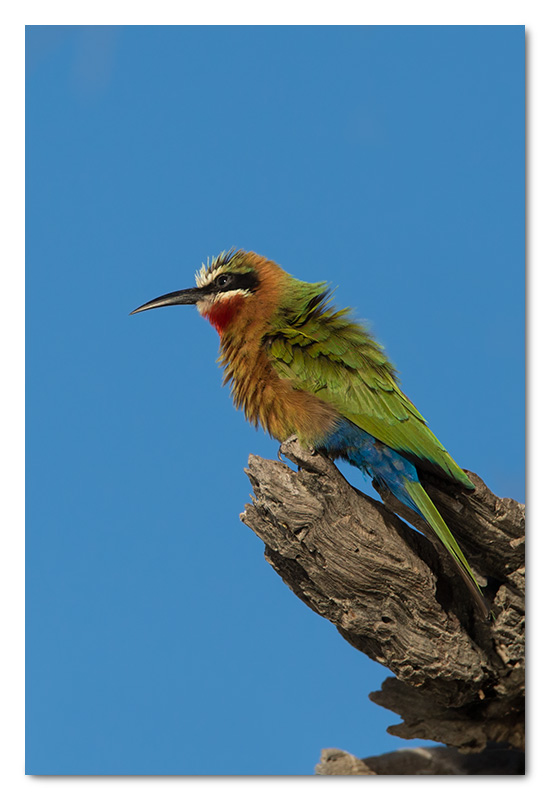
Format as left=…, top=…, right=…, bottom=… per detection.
left=265, top=279, right=474, bottom=491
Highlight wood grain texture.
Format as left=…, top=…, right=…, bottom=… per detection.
left=240, top=437, right=524, bottom=773
left=316, top=743, right=525, bottom=775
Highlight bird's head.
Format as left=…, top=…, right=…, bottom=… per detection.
left=131, top=249, right=290, bottom=336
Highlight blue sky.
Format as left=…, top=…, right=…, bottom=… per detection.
left=26, top=25, right=524, bottom=775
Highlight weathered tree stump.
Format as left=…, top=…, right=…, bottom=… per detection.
left=240, top=437, right=525, bottom=775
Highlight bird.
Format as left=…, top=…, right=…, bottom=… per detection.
left=131, top=248, right=490, bottom=619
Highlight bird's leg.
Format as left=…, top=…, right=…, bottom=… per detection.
left=278, top=434, right=299, bottom=462
left=278, top=435, right=319, bottom=473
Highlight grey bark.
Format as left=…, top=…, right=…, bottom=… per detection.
left=316, top=743, right=525, bottom=775
left=240, top=437, right=525, bottom=775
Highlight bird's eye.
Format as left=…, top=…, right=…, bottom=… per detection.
left=215, top=274, right=233, bottom=289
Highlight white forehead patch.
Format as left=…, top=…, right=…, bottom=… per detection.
left=195, top=250, right=237, bottom=289
left=195, top=263, right=227, bottom=289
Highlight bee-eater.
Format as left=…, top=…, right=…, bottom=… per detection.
left=131, top=249, right=489, bottom=618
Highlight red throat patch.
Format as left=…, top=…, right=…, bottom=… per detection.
left=203, top=294, right=245, bottom=336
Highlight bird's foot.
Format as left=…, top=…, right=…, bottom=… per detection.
left=278, top=435, right=299, bottom=462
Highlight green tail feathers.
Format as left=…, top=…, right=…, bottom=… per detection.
left=404, top=479, right=491, bottom=619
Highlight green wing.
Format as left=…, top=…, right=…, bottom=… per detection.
left=265, top=292, right=474, bottom=490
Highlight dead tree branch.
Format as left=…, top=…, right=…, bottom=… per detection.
left=240, top=437, right=524, bottom=774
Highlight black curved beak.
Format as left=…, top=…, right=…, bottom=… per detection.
left=130, top=287, right=206, bottom=315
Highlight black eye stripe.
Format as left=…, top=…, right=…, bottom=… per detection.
left=205, top=271, right=259, bottom=294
